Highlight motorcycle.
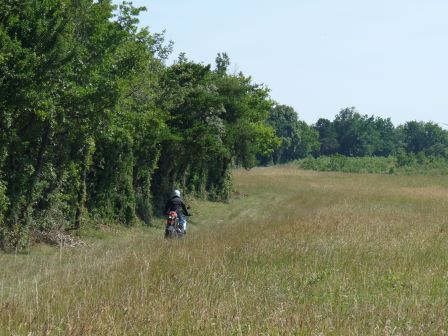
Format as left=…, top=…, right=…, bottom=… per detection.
left=164, top=211, right=184, bottom=238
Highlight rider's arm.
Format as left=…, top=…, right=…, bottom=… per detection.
left=181, top=201, right=190, bottom=216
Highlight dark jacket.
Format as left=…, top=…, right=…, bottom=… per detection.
left=164, top=196, right=190, bottom=216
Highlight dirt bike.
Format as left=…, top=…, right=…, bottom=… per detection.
left=164, top=211, right=184, bottom=238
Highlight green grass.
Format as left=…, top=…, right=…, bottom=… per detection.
left=2, top=167, right=448, bottom=334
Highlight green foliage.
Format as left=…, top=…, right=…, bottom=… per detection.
left=0, top=180, right=9, bottom=247
left=151, top=56, right=278, bottom=207
left=296, top=155, right=396, bottom=174
left=0, top=2, right=278, bottom=249
left=332, top=107, right=398, bottom=157
left=314, top=118, right=339, bottom=155
left=265, top=105, right=301, bottom=164
left=296, top=154, right=448, bottom=175
left=263, top=104, right=314, bottom=164
left=263, top=105, right=448, bottom=165
left=0, top=179, right=7, bottom=218
left=398, top=121, right=448, bottom=157
left=297, top=121, right=320, bottom=158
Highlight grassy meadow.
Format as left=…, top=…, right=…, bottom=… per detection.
left=1, top=166, right=448, bottom=335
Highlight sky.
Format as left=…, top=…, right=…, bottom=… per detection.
left=120, top=0, right=448, bottom=126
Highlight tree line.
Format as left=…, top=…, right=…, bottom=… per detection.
left=264, top=105, right=448, bottom=164
left=2, top=0, right=447, bottom=250
left=0, top=1, right=278, bottom=249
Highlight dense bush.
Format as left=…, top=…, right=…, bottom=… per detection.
left=295, top=155, right=448, bottom=175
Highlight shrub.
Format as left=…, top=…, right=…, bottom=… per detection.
left=295, top=155, right=448, bottom=175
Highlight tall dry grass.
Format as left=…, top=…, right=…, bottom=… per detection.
left=1, top=166, right=448, bottom=335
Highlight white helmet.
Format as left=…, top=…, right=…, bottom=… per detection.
left=173, top=189, right=181, bottom=197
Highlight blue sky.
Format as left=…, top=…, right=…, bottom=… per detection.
left=121, top=0, right=448, bottom=126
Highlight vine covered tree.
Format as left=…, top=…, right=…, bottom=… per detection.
left=0, top=1, right=278, bottom=250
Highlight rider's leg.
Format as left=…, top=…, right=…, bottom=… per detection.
left=178, top=214, right=186, bottom=233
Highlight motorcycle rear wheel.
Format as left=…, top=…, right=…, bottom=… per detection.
left=165, top=226, right=184, bottom=239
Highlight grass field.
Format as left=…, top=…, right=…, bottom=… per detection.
left=1, top=166, right=448, bottom=335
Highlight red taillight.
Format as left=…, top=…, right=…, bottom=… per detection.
left=167, top=212, right=177, bottom=224
left=166, top=212, right=177, bottom=226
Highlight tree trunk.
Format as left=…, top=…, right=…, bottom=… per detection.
left=23, top=123, right=51, bottom=225
left=74, top=147, right=88, bottom=230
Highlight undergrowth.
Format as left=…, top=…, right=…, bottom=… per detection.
left=295, top=154, right=448, bottom=175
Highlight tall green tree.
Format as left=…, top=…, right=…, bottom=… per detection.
left=1, top=0, right=80, bottom=245
left=314, top=118, right=339, bottom=155
left=152, top=55, right=278, bottom=205
left=296, top=121, right=320, bottom=158
left=332, top=107, right=397, bottom=157
left=399, top=121, right=448, bottom=157
left=265, top=105, right=318, bottom=164
left=0, top=2, right=284, bottom=250
left=0, top=0, right=170, bottom=247
left=266, top=105, right=301, bottom=164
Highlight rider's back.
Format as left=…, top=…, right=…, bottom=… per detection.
left=164, top=196, right=189, bottom=215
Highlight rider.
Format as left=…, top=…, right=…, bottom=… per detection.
left=164, top=189, right=190, bottom=234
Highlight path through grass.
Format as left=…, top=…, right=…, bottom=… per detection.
left=1, top=167, right=448, bottom=334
